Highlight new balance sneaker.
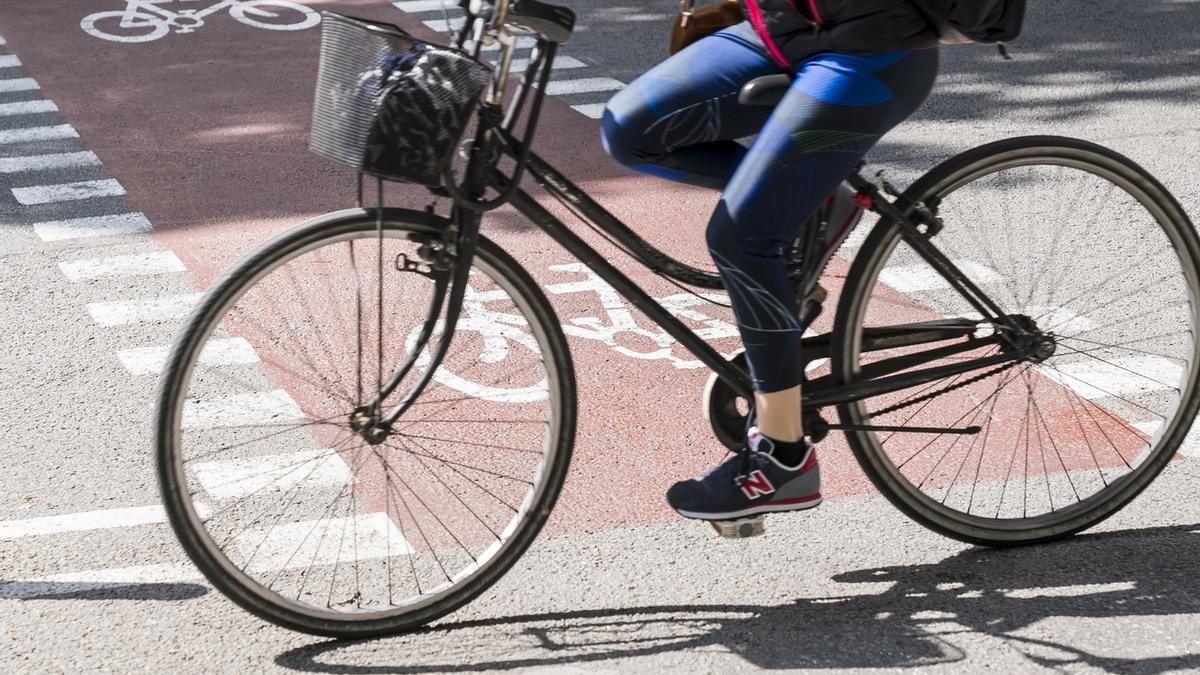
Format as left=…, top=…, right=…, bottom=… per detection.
left=666, top=435, right=822, bottom=520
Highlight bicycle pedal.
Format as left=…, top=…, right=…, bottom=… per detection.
left=709, top=515, right=765, bottom=539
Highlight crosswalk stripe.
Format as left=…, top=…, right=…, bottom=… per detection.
left=13, top=178, right=123, bottom=205
left=422, top=17, right=464, bottom=32
left=0, top=54, right=19, bottom=69
left=118, top=337, right=260, bottom=375
left=32, top=212, right=152, bottom=241
left=0, top=503, right=209, bottom=540
left=0, top=77, right=38, bottom=92
left=0, top=123, right=77, bottom=145
left=59, top=250, right=186, bottom=282
left=0, top=564, right=203, bottom=600
left=194, top=448, right=353, bottom=500
left=545, top=77, right=625, bottom=96
left=0, top=151, right=100, bottom=174
left=392, top=0, right=456, bottom=11
left=181, top=389, right=305, bottom=429
left=878, top=260, right=1003, bottom=293
left=1040, top=356, right=1184, bottom=400
left=237, top=513, right=413, bottom=572
left=0, top=99, right=57, bottom=117
left=571, top=103, right=606, bottom=119
left=505, top=54, right=588, bottom=72
left=86, top=293, right=200, bottom=326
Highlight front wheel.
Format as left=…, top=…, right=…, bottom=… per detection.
left=155, top=208, right=576, bottom=637
left=832, top=136, right=1200, bottom=546
left=80, top=10, right=170, bottom=43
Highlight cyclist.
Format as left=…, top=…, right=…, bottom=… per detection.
left=601, top=1, right=1010, bottom=522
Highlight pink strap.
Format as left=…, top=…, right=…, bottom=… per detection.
left=742, top=0, right=790, bottom=67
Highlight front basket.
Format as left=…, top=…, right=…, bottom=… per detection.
left=309, top=12, right=491, bottom=187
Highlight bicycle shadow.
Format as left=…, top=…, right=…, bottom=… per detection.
left=274, top=523, right=1200, bottom=673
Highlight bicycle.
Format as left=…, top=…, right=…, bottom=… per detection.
left=81, top=0, right=319, bottom=43
left=154, top=1, right=1200, bottom=637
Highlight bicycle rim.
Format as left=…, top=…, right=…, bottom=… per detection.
left=155, top=209, right=575, bottom=635
left=833, top=137, right=1200, bottom=545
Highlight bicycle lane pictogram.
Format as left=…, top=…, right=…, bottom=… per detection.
left=0, top=0, right=1174, bottom=543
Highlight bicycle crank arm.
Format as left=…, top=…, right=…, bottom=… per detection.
left=826, top=423, right=982, bottom=435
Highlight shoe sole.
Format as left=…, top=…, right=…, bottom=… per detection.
left=675, top=494, right=823, bottom=521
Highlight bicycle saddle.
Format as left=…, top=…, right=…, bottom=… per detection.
left=738, top=74, right=792, bottom=107
left=507, top=0, right=575, bottom=44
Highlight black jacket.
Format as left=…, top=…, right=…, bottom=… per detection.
left=745, top=0, right=933, bottom=63
left=748, top=0, right=1015, bottom=63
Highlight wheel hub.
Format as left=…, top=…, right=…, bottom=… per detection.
left=999, top=314, right=1057, bottom=363
left=349, top=407, right=390, bottom=445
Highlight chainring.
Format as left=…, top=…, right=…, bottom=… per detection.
left=702, top=349, right=750, bottom=452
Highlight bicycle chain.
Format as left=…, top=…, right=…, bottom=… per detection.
left=866, top=360, right=1022, bottom=419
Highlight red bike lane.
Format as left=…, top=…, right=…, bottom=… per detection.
left=0, top=0, right=1154, bottom=539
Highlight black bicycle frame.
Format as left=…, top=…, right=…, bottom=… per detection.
left=372, top=33, right=1034, bottom=429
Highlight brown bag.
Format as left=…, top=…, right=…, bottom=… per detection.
left=670, top=0, right=744, bottom=55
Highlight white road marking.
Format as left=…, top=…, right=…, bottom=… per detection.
left=59, top=250, right=186, bottom=282
left=118, top=337, right=260, bottom=375
left=571, top=103, right=607, bottom=119
left=0, top=503, right=209, bottom=540
left=0, top=123, right=78, bottom=145
left=33, top=212, right=153, bottom=241
left=0, top=151, right=100, bottom=174
left=194, top=448, right=353, bottom=500
left=0, top=77, right=38, bottom=92
left=879, top=260, right=1003, bottom=293
left=1040, top=355, right=1183, bottom=400
left=545, top=77, right=625, bottom=95
left=482, top=36, right=537, bottom=50
left=0, top=54, right=20, bottom=68
left=0, top=34, right=6, bottom=46
left=0, top=564, right=203, bottom=599
left=1026, top=305, right=1095, bottom=333
left=393, top=0, right=457, bottom=11
left=422, top=17, right=464, bottom=32
left=12, top=178, right=124, bottom=205
left=0, top=99, right=57, bottom=117
left=506, top=55, right=588, bottom=72
left=1005, top=582, right=1137, bottom=599
left=86, top=293, right=200, bottom=326
left=236, top=512, right=412, bottom=573
left=181, top=389, right=305, bottom=429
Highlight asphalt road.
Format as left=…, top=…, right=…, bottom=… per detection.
left=3, top=0, right=1200, bottom=672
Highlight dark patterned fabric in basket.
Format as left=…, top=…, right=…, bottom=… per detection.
left=309, top=12, right=491, bottom=186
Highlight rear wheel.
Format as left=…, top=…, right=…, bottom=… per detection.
left=832, top=136, right=1200, bottom=546
left=155, top=208, right=576, bottom=636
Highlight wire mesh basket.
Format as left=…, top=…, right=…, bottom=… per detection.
left=309, top=12, right=491, bottom=186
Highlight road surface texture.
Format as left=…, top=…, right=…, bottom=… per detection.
left=2, top=0, right=1200, bottom=672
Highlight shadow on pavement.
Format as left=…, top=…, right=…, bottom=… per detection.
left=0, top=581, right=208, bottom=602
left=275, top=522, right=1200, bottom=673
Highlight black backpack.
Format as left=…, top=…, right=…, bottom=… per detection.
left=911, top=0, right=1026, bottom=43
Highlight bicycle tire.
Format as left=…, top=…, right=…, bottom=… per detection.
left=155, top=207, right=576, bottom=637
left=831, top=136, right=1200, bottom=546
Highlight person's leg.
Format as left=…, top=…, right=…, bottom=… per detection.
left=665, top=47, right=939, bottom=521
left=709, top=47, right=940, bottom=451
left=601, top=22, right=782, bottom=189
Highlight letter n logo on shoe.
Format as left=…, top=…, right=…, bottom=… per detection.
left=739, top=470, right=775, bottom=499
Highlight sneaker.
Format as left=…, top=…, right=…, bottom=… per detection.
left=666, top=435, right=822, bottom=520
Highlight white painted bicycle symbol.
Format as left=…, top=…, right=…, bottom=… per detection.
left=81, top=0, right=320, bottom=43
left=408, top=265, right=741, bottom=403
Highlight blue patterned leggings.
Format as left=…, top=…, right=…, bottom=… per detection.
left=601, top=22, right=938, bottom=392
